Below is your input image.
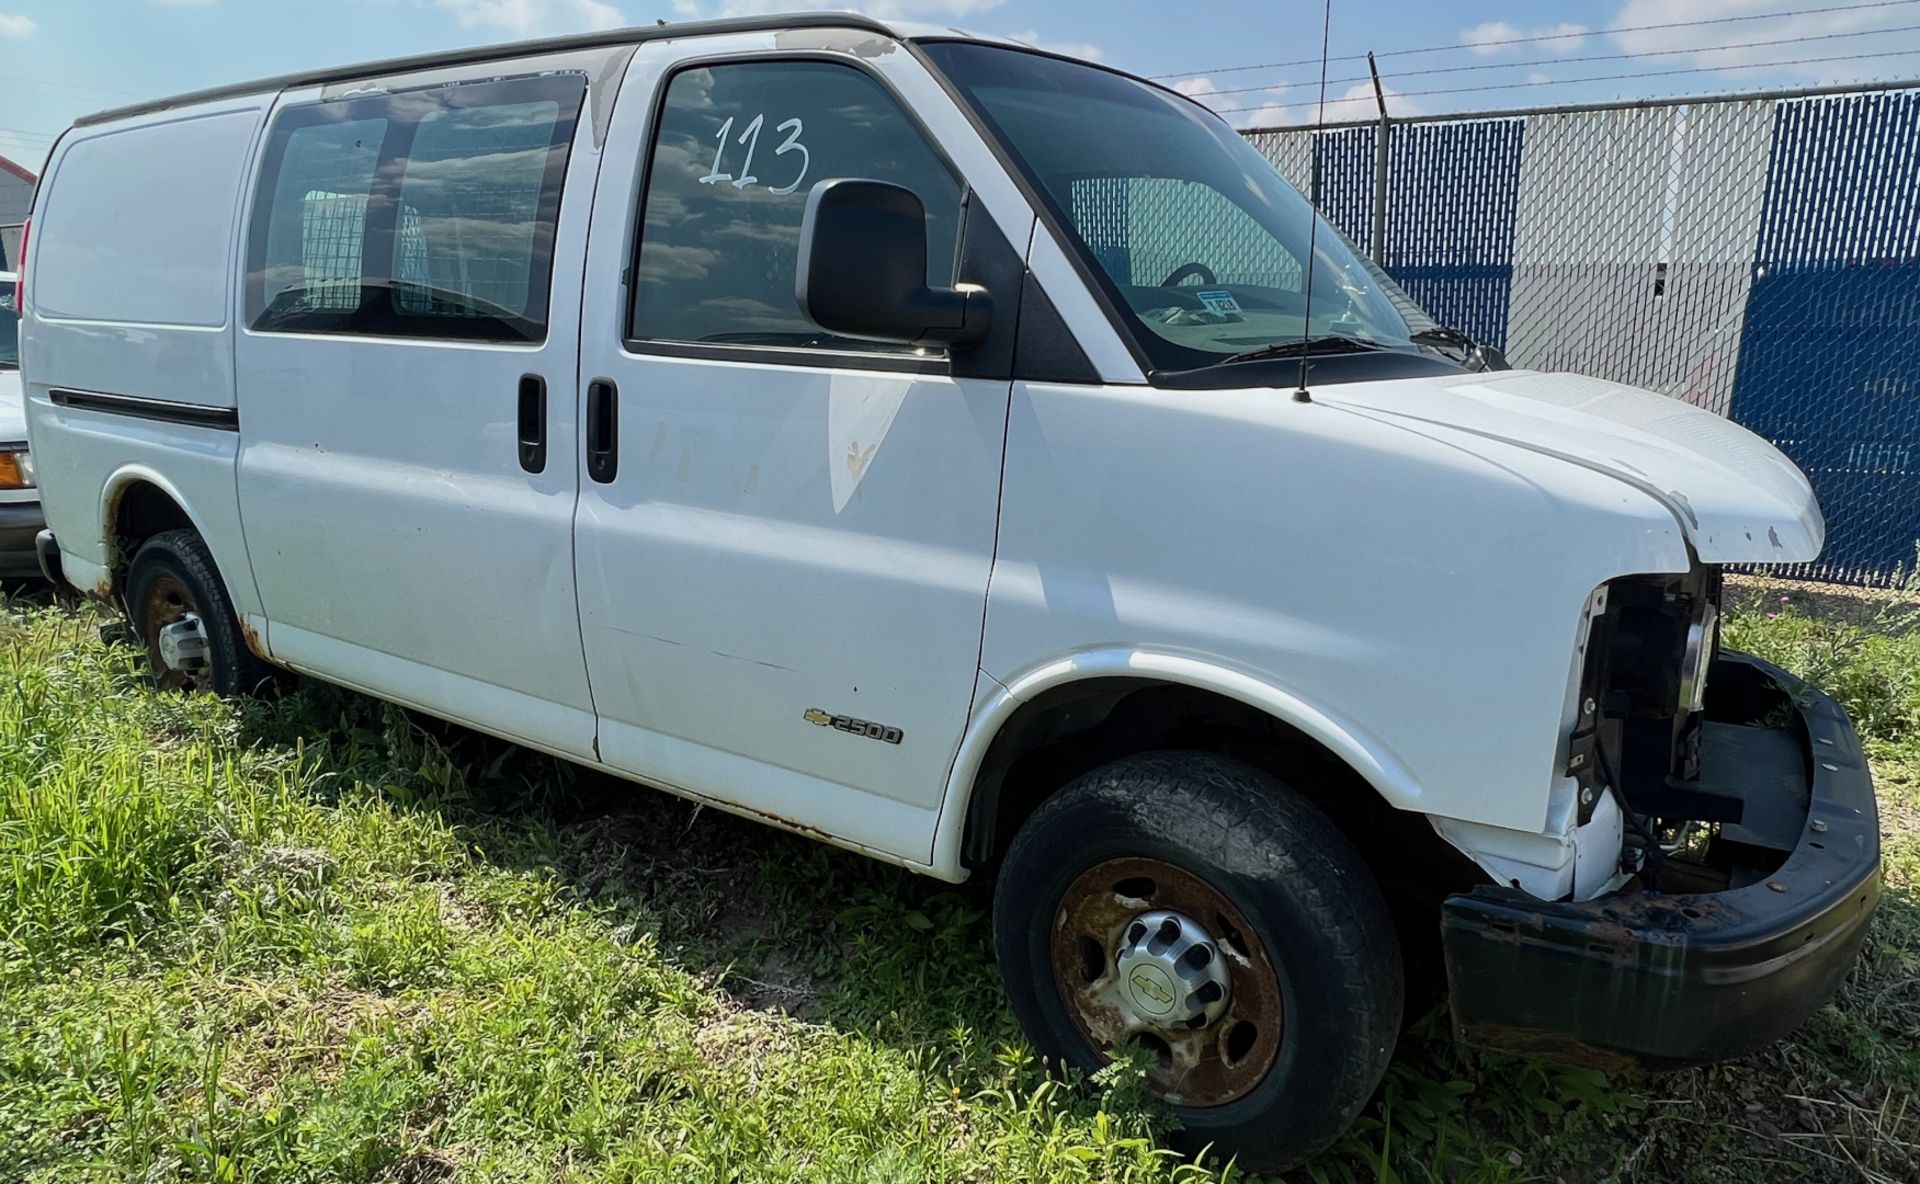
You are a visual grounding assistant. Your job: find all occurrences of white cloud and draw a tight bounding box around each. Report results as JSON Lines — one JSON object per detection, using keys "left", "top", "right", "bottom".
{"left": 1610, "top": 0, "right": 1920, "bottom": 81}
{"left": 668, "top": 0, "right": 1005, "bottom": 18}
{"left": 437, "top": 0, "right": 625, "bottom": 35}
{"left": 1005, "top": 28, "right": 1103, "bottom": 62}
{"left": 0, "top": 12, "right": 35, "bottom": 35}
{"left": 1175, "top": 73, "right": 1423, "bottom": 130}
{"left": 1460, "top": 20, "right": 1587, "bottom": 55}
{"left": 1313, "top": 81, "right": 1425, "bottom": 123}
{"left": 1171, "top": 74, "right": 1292, "bottom": 129}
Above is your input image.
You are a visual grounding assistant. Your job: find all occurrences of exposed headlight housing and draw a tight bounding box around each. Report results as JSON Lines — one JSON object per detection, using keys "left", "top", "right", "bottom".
{"left": 1677, "top": 601, "right": 1719, "bottom": 715}
{"left": 1566, "top": 567, "right": 1722, "bottom": 823}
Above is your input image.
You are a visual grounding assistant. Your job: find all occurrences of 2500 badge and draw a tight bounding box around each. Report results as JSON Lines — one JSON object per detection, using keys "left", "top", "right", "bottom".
{"left": 803, "top": 708, "right": 903, "bottom": 745}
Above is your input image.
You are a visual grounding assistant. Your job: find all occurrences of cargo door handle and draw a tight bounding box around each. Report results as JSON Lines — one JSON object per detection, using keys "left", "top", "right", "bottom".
{"left": 517, "top": 374, "right": 547, "bottom": 474}
{"left": 586, "top": 378, "right": 618, "bottom": 484}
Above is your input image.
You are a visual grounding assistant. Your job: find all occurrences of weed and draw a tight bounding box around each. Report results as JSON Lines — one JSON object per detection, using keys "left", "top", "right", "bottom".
{"left": 0, "top": 589, "right": 1914, "bottom": 1181}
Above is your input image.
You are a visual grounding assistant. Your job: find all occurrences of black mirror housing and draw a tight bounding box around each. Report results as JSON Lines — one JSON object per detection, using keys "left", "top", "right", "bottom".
{"left": 795, "top": 179, "right": 990, "bottom": 347}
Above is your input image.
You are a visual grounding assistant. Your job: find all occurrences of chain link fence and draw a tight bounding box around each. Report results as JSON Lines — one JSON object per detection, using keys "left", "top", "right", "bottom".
{"left": 1246, "top": 82, "right": 1920, "bottom": 587}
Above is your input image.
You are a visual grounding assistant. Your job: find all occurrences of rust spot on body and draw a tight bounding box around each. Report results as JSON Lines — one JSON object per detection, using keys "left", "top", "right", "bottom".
{"left": 239, "top": 617, "right": 269, "bottom": 661}
{"left": 746, "top": 806, "right": 834, "bottom": 842}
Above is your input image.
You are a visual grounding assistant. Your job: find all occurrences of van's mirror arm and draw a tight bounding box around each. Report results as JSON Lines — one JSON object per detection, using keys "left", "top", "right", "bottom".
{"left": 795, "top": 178, "right": 990, "bottom": 348}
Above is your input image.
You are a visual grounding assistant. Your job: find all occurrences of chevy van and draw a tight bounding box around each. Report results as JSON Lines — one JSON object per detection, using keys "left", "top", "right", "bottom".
{"left": 17, "top": 14, "right": 1880, "bottom": 1168}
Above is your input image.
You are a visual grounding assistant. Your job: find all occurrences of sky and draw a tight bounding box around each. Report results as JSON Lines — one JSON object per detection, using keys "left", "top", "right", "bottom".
{"left": 8, "top": 0, "right": 1920, "bottom": 176}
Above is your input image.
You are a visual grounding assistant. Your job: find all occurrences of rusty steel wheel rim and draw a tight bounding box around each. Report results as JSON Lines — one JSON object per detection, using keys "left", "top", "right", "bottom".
{"left": 1050, "top": 856, "right": 1284, "bottom": 1108}
{"left": 138, "top": 573, "right": 202, "bottom": 692}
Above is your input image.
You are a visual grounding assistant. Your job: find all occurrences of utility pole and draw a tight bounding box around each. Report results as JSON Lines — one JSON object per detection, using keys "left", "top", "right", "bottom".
{"left": 1367, "top": 51, "right": 1390, "bottom": 265}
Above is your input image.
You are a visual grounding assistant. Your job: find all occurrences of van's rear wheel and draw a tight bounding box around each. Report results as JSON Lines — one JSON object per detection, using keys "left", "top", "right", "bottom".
{"left": 993, "top": 751, "right": 1403, "bottom": 1171}
{"left": 126, "top": 529, "right": 273, "bottom": 697}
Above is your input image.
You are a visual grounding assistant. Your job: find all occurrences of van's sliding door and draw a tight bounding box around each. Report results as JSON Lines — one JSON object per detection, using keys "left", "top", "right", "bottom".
{"left": 233, "top": 61, "right": 606, "bottom": 757}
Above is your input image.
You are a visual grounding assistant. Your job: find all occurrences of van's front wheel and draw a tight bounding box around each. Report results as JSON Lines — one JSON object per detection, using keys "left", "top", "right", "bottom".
{"left": 126, "top": 529, "right": 273, "bottom": 697}
{"left": 993, "top": 751, "right": 1403, "bottom": 1172}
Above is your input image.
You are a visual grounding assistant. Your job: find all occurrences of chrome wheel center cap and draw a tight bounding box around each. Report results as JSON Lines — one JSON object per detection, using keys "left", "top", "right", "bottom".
{"left": 157, "top": 614, "right": 211, "bottom": 673}
{"left": 1114, "top": 909, "right": 1233, "bottom": 1030}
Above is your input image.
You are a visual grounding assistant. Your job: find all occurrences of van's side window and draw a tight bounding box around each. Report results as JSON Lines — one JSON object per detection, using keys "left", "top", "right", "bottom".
{"left": 629, "top": 61, "right": 963, "bottom": 356}
{"left": 260, "top": 118, "right": 386, "bottom": 314}
{"left": 245, "top": 74, "right": 586, "bottom": 343}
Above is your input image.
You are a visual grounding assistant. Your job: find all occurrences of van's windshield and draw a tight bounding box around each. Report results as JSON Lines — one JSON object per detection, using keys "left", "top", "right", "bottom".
{"left": 922, "top": 43, "right": 1418, "bottom": 375}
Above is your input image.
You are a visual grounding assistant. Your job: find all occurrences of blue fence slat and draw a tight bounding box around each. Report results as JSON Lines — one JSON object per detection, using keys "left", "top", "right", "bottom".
{"left": 1310, "top": 126, "right": 1377, "bottom": 247}
{"left": 1730, "top": 91, "right": 1920, "bottom": 585}
{"left": 1379, "top": 118, "right": 1526, "bottom": 349}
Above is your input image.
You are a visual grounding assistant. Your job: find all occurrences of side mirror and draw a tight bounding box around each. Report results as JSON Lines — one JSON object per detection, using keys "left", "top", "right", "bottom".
{"left": 796, "top": 179, "right": 990, "bottom": 347}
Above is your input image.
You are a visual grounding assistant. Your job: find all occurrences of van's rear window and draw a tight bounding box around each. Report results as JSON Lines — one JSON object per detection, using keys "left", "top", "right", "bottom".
{"left": 243, "top": 73, "right": 585, "bottom": 344}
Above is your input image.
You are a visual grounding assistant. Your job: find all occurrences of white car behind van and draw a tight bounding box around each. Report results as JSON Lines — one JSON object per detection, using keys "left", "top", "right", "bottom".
{"left": 16, "top": 14, "right": 1880, "bottom": 1169}
{"left": 0, "top": 270, "right": 43, "bottom": 576}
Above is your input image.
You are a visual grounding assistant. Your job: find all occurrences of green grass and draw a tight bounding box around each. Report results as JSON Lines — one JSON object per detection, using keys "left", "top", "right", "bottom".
{"left": 0, "top": 583, "right": 1914, "bottom": 1182}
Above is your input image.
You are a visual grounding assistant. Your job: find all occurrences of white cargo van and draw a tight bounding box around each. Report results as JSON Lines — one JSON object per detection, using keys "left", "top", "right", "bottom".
{"left": 17, "top": 14, "right": 1881, "bottom": 1168}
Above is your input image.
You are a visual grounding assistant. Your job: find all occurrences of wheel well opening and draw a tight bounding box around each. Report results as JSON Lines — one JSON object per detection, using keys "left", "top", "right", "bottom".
{"left": 963, "top": 679, "right": 1480, "bottom": 906}
{"left": 108, "top": 480, "right": 195, "bottom": 574}
{"left": 99, "top": 480, "right": 198, "bottom": 600}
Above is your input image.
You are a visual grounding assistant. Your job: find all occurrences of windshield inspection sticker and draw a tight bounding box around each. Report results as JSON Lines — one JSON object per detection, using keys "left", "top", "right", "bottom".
{"left": 1197, "top": 289, "right": 1243, "bottom": 317}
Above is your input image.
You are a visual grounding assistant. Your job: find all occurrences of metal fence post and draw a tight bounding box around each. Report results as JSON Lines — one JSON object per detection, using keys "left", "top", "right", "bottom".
{"left": 1368, "top": 51, "right": 1390, "bottom": 264}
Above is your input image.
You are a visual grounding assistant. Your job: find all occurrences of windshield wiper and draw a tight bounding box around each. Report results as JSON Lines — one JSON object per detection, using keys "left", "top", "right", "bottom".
{"left": 1221, "top": 336, "right": 1387, "bottom": 365}
{"left": 1410, "top": 325, "right": 1509, "bottom": 372}
{"left": 1410, "top": 325, "right": 1474, "bottom": 352}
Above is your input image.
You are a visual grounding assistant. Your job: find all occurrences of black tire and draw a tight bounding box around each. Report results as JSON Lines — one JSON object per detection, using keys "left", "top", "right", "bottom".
{"left": 993, "top": 751, "right": 1403, "bottom": 1171}
{"left": 125, "top": 529, "right": 277, "bottom": 697}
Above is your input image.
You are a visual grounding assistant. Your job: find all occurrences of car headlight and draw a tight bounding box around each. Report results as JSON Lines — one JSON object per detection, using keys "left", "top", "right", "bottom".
{"left": 0, "top": 447, "right": 34, "bottom": 490}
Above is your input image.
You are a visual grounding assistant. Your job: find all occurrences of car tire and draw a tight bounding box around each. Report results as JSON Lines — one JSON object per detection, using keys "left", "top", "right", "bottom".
{"left": 125, "top": 528, "right": 276, "bottom": 697}
{"left": 993, "top": 750, "right": 1403, "bottom": 1172}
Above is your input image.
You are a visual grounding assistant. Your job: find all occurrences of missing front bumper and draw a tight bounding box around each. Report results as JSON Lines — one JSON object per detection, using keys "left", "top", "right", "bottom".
{"left": 1441, "top": 652, "right": 1881, "bottom": 1071}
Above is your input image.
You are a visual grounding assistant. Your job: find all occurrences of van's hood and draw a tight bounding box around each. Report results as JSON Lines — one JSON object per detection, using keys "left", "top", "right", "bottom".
{"left": 1317, "top": 369, "right": 1823, "bottom": 564}
{"left": 0, "top": 370, "right": 23, "bottom": 444}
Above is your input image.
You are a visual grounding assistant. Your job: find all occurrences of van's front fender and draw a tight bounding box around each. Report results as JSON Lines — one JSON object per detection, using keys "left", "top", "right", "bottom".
{"left": 929, "top": 647, "right": 1424, "bottom": 880}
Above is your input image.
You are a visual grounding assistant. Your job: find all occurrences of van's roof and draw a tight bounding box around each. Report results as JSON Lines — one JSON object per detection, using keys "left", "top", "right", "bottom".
{"left": 76, "top": 11, "right": 1015, "bottom": 129}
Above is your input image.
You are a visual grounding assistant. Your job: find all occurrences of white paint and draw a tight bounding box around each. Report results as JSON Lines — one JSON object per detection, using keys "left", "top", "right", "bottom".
{"left": 30, "top": 107, "right": 265, "bottom": 328}
{"left": 16, "top": 20, "right": 1835, "bottom": 903}
{"left": 769, "top": 118, "right": 809, "bottom": 195}
{"left": 1318, "top": 368, "right": 1824, "bottom": 562}
{"left": 698, "top": 112, "right": 809, "bottom": 193}
{"left": 699, "top": 115, "right": 735, "bottom": 185}
{"left": 1430, "top": 784, "right": 1625, "bottom": 901}
{"left": 826, "top": 372, "right": 909, "bottom": 513}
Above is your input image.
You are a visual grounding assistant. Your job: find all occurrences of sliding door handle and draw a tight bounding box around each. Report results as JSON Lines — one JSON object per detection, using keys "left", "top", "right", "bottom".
{"left": 586, "top": 378, "right": 618, "bottom": 484}
{"left": 517, "top": 374, "right": 547, "bottom": 474}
